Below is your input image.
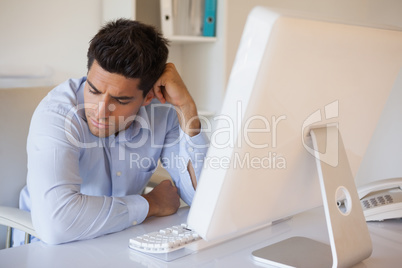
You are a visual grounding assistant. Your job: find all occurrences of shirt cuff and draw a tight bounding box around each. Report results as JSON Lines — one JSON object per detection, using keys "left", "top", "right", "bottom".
{"left": 121, "top": 195, "right": 149, "bottom": 226}
{"left": 179, "top": 128, "right": 209, "bottom": 172}
{"left": 180, "top": 127, "right": 209, "bottom": 147}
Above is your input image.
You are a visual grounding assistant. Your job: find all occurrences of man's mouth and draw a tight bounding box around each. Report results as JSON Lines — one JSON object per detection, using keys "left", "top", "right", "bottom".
{"left": 90, "top": 117, "right": 110, "bottom": 129}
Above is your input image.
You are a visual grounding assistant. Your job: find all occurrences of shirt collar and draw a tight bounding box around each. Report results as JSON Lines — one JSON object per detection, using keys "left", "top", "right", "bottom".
{"left": 119, "top": 105, "right": 152, "bottom": 142}
{"left": 76, "top": 78, "right": 86, "bottom": 121}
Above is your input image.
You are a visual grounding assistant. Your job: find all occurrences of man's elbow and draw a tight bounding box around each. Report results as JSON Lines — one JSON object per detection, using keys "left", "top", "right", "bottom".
{"left": 38, "top": 229, "right": 74, "bottom": 245}
{"left": 32, "top": 214, "right": 78, "bottom": 245}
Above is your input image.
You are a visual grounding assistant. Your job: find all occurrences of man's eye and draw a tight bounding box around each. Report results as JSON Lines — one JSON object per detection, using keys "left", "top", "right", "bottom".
{"left": 89, "top": 89, "right": 100, "bottom": 95}
{"left": 117, "top": 100, "right": 130, "bottom": 105}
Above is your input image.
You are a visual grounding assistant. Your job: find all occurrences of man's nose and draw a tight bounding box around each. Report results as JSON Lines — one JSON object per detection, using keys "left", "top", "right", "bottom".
{"left": 96, "top": 98, "right": 113, "bottom": 119}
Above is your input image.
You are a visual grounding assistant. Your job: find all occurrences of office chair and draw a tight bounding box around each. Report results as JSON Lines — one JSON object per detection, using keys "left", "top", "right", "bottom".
{"left": 0, "top": 86, "right": 52, "bottom": 248}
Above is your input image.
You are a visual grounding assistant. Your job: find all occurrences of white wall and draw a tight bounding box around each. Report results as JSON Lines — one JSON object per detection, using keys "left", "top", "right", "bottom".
{"left": 2, "top": 0, "right": 402, "bottom": 89}
{"left": 224, "top": 0, "right": 402, "bottom": 86}
{"left": 0, "top": 0, "right": 102, "bottom": 87}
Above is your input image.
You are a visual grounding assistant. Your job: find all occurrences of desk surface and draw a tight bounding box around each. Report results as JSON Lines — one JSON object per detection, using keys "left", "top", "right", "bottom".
{"left": 0, "top": 206, "right": 401, "bottom": 267}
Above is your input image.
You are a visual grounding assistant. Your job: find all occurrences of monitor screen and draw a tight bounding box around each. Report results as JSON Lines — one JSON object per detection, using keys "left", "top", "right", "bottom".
{"left": 187, "top": 6, "right": 402, "bottom": 242}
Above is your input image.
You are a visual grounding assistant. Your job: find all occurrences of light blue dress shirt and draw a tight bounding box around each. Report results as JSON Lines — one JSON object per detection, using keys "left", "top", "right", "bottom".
{"left": 17, "top": 77, "right": 209, "bottom": 245}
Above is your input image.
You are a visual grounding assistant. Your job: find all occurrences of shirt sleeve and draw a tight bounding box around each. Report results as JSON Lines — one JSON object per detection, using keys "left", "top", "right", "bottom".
{"left": 159, "top": 113, "right": 209, "bottom": 206}
{"left": 27, "top": 107, "right": 148, "bottom": 245}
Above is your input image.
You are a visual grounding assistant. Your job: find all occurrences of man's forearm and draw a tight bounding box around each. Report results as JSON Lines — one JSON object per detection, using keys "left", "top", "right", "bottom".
{"left": 187, "top": 161, "right": 197, "bottom": 189}
{"left": 176, "top": 100, "right": 201, "bottom": 137}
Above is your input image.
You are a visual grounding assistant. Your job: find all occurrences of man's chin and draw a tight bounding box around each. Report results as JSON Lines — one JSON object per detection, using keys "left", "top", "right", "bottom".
{"left": 88, "top": 125, "right": 116, "bottom": 138}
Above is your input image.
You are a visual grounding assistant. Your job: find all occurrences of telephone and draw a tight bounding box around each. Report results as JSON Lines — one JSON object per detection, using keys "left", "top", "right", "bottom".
{"left": 357, "top": 177, "right": 402, "bottom": 221}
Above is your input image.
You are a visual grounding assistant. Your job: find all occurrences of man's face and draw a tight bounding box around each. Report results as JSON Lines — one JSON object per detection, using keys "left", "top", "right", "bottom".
{"left": 84, "top": 60, "right": 153, "bottom": 138}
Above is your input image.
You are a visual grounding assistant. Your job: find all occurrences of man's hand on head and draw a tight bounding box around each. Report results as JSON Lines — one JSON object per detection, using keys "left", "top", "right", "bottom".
{"left": 142, "top": 180, "right": 180, "bottom": 218}
{"left": 152, "top": 63, "right": 201, "bottom": 137}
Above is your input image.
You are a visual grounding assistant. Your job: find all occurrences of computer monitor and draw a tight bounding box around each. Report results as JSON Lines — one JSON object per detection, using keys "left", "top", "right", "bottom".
{"left": 187, "top": 6, "right": 402, "bottom": 267}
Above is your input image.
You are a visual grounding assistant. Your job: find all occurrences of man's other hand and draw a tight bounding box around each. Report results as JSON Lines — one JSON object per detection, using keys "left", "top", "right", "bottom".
{"left": 142, "top": 180, "right": 180, "bottom": 218}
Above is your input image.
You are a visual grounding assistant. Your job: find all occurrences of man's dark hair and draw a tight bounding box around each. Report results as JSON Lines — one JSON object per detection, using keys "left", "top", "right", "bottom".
{"left": 87, "top": 19, "right": 169, "bottom": 96}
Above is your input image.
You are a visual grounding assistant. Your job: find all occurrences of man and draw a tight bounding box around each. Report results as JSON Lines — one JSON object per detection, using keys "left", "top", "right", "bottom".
{"left": 16, "top": 19, "right": 208, "bottom": 245}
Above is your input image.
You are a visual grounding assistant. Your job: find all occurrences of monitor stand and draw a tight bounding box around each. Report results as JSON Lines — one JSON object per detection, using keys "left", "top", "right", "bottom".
{"left": 252, "top": 126, "right": 372, "bottom": 268}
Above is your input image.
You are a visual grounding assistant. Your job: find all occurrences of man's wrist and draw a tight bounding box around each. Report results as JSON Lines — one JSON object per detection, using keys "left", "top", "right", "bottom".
{"left": 142, "top": 194, "right": 157, "bottom": 218}
{"left": 177, "top": 101, "right": 201, "bottom": 137}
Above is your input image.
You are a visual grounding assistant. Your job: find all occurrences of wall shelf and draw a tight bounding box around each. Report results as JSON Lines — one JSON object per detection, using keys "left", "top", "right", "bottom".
{"left": 102, "top": 0, "right": 225, "bottom": 114}
{"left": 167, "top": 35, "right": 217, "bottom": 44}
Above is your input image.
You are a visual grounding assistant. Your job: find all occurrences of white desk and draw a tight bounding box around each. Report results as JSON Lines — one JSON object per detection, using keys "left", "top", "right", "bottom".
{"left": 0, "top": 206, "right": 401, "bottom": 267}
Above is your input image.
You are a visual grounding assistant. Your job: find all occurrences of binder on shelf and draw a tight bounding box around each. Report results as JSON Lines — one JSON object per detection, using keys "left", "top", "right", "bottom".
{"left": 160, "top": 0, "right": 174, "bottom": 37}
{"left": 189, "top": 0, "right": 204, "bottom": 36}
{"left": 202, "top": 0, "right": 216, "bottom": 37}
{"left": 172, "top": 0, "right": 204, "bottom": 36}
{"left": 160, "top": 0, "right": 217, "bottom": 39}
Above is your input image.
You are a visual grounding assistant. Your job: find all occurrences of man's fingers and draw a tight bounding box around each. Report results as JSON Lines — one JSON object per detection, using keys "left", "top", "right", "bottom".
{"left": 152, "top": 86, "right": 166, "bottom": 103}
{"left": 160, "top": 179, "right": 172, "bottom": 186}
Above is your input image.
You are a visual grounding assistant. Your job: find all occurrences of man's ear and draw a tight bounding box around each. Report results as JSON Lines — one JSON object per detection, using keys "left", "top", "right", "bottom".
{"left": 142, "top": 90, "right": 154, "bottom": 106}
